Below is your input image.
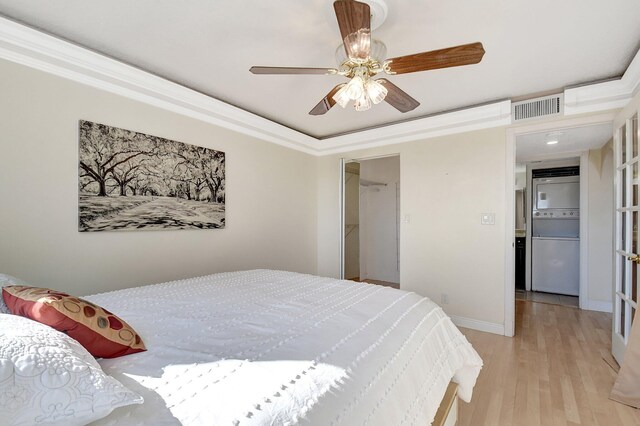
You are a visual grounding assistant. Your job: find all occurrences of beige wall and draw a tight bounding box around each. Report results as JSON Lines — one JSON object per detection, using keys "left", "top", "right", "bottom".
{"left": 0, "top": 59, "right": 318, "bottom": 296}
{"left": 0, "top": 51, "right": 625, "bottom": 328}
{"left": 587, "top": 140, "right": 615, "bottom": 305}
{"left": 318, "top": 128, "right": 507, "bottom": 326}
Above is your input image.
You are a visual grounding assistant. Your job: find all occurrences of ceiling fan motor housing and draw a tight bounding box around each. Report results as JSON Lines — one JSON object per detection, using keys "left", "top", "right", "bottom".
{"left": 362, "top": 0, "right": 389, "bottom": 30}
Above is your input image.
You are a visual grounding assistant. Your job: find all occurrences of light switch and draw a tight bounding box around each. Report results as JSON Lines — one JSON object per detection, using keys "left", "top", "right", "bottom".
{"left": 402, "top": 214, "right": 411, "bottom": 224}
{"left": 481, "top": 213, "right": 495, "bottom": 225}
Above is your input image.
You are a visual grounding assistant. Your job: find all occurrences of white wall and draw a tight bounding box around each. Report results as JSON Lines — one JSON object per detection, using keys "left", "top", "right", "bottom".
{"left": 0, "top": 59, "right": 318, "bottom": 296}
{"left": 587, "top": 140, "right": 614, "bottom": 310}
{"left": 359, "top": 156, "right": 400, "bottom": 283}
{"left": 318, "top": 128, "right": 507, "bottom": 330}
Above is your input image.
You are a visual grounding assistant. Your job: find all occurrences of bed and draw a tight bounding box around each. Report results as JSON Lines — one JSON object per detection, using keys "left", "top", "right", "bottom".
{"left": 84, "top": 270, "right": 482, "bottom": 425}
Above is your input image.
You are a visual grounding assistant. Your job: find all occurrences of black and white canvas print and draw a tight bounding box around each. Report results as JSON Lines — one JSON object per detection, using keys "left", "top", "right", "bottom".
{"left": 78, "top": 120, "right": 225, "bottom": 232}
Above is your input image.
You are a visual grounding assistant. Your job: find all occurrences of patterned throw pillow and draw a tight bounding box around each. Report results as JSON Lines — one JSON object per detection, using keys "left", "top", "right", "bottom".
{"left": 2, "top": 286, "right": 146, "bottom": 358}
{"left": 0, "top": 313, "right": 143, "bottom": 425}
{"left": 0, "top": 274, "right": 28, "bottom": 314}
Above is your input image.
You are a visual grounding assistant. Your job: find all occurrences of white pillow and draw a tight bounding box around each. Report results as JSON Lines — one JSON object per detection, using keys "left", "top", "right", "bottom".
{"left": 0, "top": 274, "right": 28, "bottom": 314}
{"left": 0, "top": 314, "right": 143, "bottom": 425}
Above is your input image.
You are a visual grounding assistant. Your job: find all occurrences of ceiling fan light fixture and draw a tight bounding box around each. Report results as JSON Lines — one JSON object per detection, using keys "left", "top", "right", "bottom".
{"left": 333, "top": 75, "right": 387, "bottom": 110}
{"left": 344, "top": 29, "right": 371, "bottom": 60}
{"left": 335, "top": 39, "right": 387, "bottom": 66}
{"left": 354, "top": 92, "right": 372, "bottom": 111}
{"left": 332, "top": 84, "right": 351, "bottom": 108}
{"left": 366, "top": 79, "right": 388, "bottom": 104}
{"left": 345, "top": 75, "right": 366, "bottom": 100}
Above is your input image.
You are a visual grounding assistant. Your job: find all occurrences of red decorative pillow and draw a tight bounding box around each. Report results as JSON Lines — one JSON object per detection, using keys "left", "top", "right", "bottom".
{"left": 2, "top": 286, "right": 146, "bottom": 358}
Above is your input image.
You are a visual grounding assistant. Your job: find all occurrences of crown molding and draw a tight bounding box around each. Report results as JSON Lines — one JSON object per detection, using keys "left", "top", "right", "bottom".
{"left": 316, "top": 100, "right": 512, "bottom": 155}
{"left": 0, "top": 16, "right": 515, "bottom": 156}
{"left": 1, "top": 16, "right": 637, "bottom": 156}
{"left": 0, "top": 16, "right": 319, "bottom": 154}
{"left": 564, "top": 49, "right": 640, "bottom": 116}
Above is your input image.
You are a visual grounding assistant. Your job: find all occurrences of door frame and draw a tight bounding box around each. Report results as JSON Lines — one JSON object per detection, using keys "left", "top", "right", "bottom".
{"left": 339, "top": 153, "right": 400, "bottom": 280}
{"left": 504, "top": 113, "right": 616, "bottom": 337}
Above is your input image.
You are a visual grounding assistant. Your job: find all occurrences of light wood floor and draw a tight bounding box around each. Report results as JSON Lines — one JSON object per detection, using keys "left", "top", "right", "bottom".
{"left": 348, "top": 277, "right": 400, "bottom": 289}
{"left": 516, "top": 290, "right": 579, "bottom": 308}
{"left": 458, "top": 300, "right": 640, "bottom": 425}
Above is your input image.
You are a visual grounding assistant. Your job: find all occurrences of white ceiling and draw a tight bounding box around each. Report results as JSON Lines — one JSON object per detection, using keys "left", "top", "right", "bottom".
{"left": 516, "top": 123, "right": 612, "bottom": 161}
{"left": 0, "top": 1, "right": 639, "bottom": 138}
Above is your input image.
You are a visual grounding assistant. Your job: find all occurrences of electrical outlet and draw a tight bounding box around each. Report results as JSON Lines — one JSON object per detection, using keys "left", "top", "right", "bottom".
{"left": 441, "top": 293, "right": 449, "bottom": 305}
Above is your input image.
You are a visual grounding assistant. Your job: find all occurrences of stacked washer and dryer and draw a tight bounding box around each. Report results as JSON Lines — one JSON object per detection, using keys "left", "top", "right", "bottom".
{"left": 531, "top": 167, "right": 580, "bottom": 296}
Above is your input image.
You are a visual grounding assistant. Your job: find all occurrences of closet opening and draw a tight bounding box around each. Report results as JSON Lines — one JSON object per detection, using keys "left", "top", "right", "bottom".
{"left": 342, "top": 155, "right": 400, "bottom": 289}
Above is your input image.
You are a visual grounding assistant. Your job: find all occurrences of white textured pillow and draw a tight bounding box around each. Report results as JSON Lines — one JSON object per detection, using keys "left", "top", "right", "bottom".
{"left": 0, "top": 314, "right": 143, "bottom": 425}
{"left": 0, "top": 274, "right": 28, "bottom": 314}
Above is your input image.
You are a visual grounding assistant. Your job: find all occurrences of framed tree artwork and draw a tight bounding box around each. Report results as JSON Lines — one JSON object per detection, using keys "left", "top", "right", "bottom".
{"left": 78, "top": 120, "right": 225, "bottom": 232}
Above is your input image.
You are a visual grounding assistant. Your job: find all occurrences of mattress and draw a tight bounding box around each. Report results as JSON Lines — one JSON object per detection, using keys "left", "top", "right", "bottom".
{"left": 87, "top": 270, "right": 482, "bottom": 425}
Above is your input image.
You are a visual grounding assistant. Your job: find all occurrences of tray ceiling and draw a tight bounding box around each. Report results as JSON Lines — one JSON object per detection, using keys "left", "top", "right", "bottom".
{"left": 0, "top": 0, "right": 639, "bottom": 138}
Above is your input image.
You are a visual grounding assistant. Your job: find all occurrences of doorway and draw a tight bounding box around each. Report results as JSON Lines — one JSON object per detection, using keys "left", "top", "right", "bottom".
{"left": 518, "top": 159, "right": 582, "bottom": 309}
{"left": 505, "top": 116, "right": 615, "bottom": 337}
{"left": 342, "top": 155, "right": 400, "bottom": 289}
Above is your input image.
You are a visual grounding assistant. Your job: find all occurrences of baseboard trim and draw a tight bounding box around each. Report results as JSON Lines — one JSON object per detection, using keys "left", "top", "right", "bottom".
{"left": 584, "top": 300, "right": 613, "bottom": 313}
{"left": 449, "top": 315, "right": 505, "bottom": 336}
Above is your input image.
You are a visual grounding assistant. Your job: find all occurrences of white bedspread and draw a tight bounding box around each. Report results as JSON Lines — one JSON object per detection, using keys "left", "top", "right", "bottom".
{"left": 88, "top": 270, "right": 482, "bottom": 425}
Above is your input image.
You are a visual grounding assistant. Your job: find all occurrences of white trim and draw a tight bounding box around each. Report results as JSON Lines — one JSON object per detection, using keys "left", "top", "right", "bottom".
{"left": 504, "top": 129, "right": 515, "bottom": 337}
{"left": 449, "top": 315, "right": 505, "bottom": 335}
{"left": 585, "top": 300, "right": 613, "bottom": 313}
{"left": 1, "top": 16, "right": 638, "bottom": 155}
{"left": 579, "top": 152, "right": 589, "bottom": 309}
{"left": 317, "top": 101, "right": 513, "bottom": 155}
{"left": 525, "top": 164, "right": 533, "bottom": 292}
{"left": 0, "top": 17, "right": 320, "bottom": 154}
{"left": 0, "top": 16, "right": 508, "bottom": 156}
{"left": 518, "top": 149, "right": 594, "bottom": 163}
{"left": 339, "top": 153, "right": 400, "bottom": 281}
{"left": 511, "top": 113, "right": 618, "bottom": 139}
{"left": 564, "top": 51, "right": 640, "bottom": 116}
{"left": 339, "top": 158, "right": 347, "bottom": 279}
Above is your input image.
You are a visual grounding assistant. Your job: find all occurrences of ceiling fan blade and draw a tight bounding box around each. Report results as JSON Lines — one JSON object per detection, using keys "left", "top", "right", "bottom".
{"left": 334, "top": 0, "right": 371, "bottom": 60}
{"left": 309, "top": 84, "right": 346, "bottom": 115}
{"left": 249, "top": 66, "right": 337, "bottom": 75}
{"left": 377, "top": 79, "right": 420, "bottom": 113}
{"left": 385, "top": 42, "right": 485, "bottom": 75}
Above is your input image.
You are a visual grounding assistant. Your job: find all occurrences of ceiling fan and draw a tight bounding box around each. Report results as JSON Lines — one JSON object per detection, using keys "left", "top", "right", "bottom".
{"left": 249, "top": 0, "right": 485, "bottom": 116}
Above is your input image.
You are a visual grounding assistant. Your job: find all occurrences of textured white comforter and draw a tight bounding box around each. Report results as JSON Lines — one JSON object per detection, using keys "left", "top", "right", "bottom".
{"left": 88, "top": 270, "right": 482, "bottom": 425}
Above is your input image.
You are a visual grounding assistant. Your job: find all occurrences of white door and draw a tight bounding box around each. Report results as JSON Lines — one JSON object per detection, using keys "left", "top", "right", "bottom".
{"left": 613, "top": 113, "right": 639, "bottom": 364}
